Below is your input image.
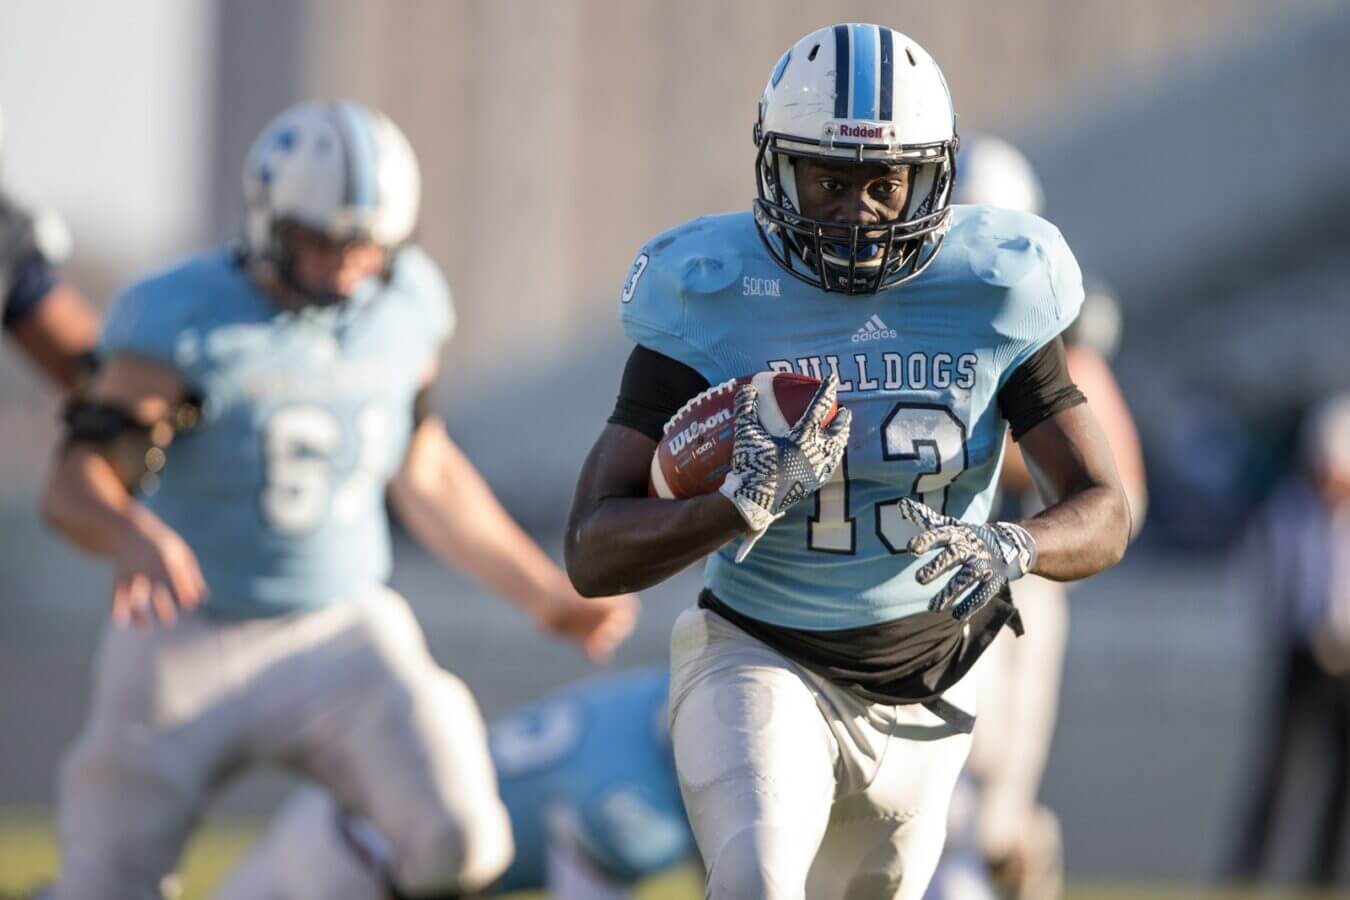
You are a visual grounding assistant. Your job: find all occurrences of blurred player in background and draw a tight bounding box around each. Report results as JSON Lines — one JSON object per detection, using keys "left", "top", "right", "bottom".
{"left": 38, "top": 100, "right": 635, "bottom": 900}
{"left": 567, "top": 25, "right": 1131, "bottom": 899}
{"left": 0, "top": 107, "right": 99, "bottom": 389}
{"left": 1226, "top": 392, "right": 1350, "bottom": 887}
{"left": 927, "top": 135, "right": 1147, "bottom": 900}
{"left": 220, "top": 666, "right": 696, "bottom": 899}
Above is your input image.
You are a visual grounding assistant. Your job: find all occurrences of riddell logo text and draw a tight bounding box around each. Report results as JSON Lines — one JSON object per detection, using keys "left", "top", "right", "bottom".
{"left": 837, "top": 123, "right": 885, "bottom": 140}
{"left": 667, "top": 409, "right": 733, "bottom": 455}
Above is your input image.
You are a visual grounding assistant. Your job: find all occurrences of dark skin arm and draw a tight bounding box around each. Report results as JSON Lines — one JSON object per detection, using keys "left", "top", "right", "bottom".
{"left": 1001, "top": 345, "right": 1147, "bottom": 538}
{"left": 1014, "top": 402, "right": 1131, "bottom": 580}
{"left": 567, "top": 402, "right": 1130, "bottom": 595}
{"left": 565, "top": 424, "right": 748, "bottom": 597}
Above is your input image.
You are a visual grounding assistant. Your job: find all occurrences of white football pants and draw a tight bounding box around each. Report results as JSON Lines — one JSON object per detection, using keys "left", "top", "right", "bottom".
{"left": 669, "top": 607, "right": 975, "bottom": 900}
{"left": 50, "top": 587, "right": 513, "bottom": 900}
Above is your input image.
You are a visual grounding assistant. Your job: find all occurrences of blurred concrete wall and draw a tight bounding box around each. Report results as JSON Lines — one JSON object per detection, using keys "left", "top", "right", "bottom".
{"left": 0, "top": 0, "right": 216, "bottom": 274}
{"left": 211, "top": 0, "right": 1294, "bottom": 388}
{"left": 0, "top": 0, "right": 217, "bottom": 483}
{"left": 207, "top": 0, "right": 1335, "bottom": 523}
{"left": 1026, "top": 0, "right": 1350, "bottom": 314}
{"left": 1021, "top": 2, "right": 1350, "bottom": 417}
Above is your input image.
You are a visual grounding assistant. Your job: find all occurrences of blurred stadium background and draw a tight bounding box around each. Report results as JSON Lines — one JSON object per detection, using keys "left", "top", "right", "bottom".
{"left": 3, "top": 0, "right": 1349, "bottom": 895}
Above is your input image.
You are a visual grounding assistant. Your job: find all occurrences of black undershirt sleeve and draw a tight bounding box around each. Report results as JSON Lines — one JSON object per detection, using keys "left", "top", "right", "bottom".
{"left": 998, "top": 336, "right": 1086, "bottom": 441}
{"left": 607, "top": 345, "right": 712, "bottom": 441}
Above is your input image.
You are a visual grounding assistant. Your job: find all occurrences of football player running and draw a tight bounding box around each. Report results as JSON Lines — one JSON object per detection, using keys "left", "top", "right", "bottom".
{"left": 39, "top": 101, "right": 636, "bottom": 900}
{"left": 0, "top": 107, "right": 99, "bottom": 388}
{"left": 218, "top": 667, "right": 696, "bottom": 900}
{"left": 927, "top": 136, "right": 1148, "bottom": 900}
{"left": 566, "top": 24, "right": 1130, "bottom": 900}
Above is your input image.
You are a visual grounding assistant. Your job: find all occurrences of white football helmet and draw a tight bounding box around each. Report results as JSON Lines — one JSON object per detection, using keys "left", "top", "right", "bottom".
{"left": 1303, "top": 391, "right": 1350, "bottom": 479}
{"left": 754, "top": 24, "right": 958, "bottom": 294}
{"left": 951, "top": 134, "right": 1044, "bottom": 215}
{"left": 242, "top": 100, "right": 420, "bottom": 285}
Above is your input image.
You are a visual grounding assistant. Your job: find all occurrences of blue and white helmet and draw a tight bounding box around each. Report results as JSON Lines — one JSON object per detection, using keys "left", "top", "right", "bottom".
{"left": 242, "top": 101, "right": 420, "bottom": 263}
{"left": 754, "top": 24, "right": 958, "bottom": 294}
{"left": 952, "top": 133, "right": 1044, "bottom": 215}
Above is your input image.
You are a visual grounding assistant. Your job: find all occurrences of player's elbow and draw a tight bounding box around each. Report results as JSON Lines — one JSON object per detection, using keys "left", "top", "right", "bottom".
{"left": 563, "top": 544, "right": 605, "bottom": 598}
{"left": 1100, "top": 483, "right": 1132, "bottom": 569}
{"left": 563, "top": 517, "right": 615, "bottom": 598}
{"left": 569, "top": 575, "right": 612, "bottom": 599}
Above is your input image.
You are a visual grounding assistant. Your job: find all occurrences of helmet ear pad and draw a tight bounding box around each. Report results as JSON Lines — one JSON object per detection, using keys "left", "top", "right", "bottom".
{"left": 761, "top": 150, "right": 814, "bottom": 266}
{"left": 774, "top": 151, "right": 802, "bottom": 214}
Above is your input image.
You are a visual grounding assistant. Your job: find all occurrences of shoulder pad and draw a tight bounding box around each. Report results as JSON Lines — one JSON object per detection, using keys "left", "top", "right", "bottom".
{"left": 619, "top": 215, "right": 751, "bottom": 379}
{"left": 385, "top": 245, "right": 455, "bottom": 345}
{"left": 100, "top": 256, "right": 225, "bottom": 371}
{"left": 952, "top": 207, "right": 1084, "bottom": 342}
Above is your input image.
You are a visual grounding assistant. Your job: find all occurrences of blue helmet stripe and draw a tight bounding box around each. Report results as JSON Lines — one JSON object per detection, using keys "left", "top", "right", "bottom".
{"left": 770, "top": 49, "right": 791, "bottom": 88}
{"left": 333, "top": 102, "right": 379, "bottom": 209}
{"left": 833, "top": 24, "right": 850, "bottom": 119}
{"left": 878, "top": 27, "right": 894, "bottom": 120}
{"left": 850, "top": 24, "right": 877, "bottom": 119}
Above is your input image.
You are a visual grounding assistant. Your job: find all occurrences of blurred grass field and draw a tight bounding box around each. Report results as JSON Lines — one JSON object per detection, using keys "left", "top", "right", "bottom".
{"left": 0, "top": 812, "right": 1340, "bottom": 900}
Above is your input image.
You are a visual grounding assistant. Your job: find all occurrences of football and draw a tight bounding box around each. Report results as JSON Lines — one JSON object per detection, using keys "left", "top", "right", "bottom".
{"left": 648, "top": 372, "right": 838, "bottom": 499}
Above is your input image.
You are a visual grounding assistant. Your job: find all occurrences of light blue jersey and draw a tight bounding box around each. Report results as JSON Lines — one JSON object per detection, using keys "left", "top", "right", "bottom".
{"left": 100, "top": 247, "right": 453, "bottom": 619}
{"left": 621, "top": 207, "right": 1082, "bottom": 629}
{"left": 489, "top": 667, "right": 691, "bottom": 891}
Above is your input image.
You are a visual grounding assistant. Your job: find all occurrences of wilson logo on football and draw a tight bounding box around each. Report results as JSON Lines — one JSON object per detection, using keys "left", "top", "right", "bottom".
{"left": 666, "top": 409, "right": 733, "bottom": 456}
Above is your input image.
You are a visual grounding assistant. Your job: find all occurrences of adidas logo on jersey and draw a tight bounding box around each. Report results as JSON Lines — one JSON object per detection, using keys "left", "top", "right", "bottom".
{"left": 851, "top": 315, "right": 896, "bottom": 343}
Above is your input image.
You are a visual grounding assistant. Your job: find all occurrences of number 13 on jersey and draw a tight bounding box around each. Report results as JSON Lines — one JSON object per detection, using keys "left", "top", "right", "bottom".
{"left": 808, "top": 403, "right": 968, "bottom": 554}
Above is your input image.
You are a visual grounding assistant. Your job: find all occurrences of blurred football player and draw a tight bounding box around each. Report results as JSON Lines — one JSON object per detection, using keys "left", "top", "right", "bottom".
{"left": 39, "top": 101, "right": 636, "bottom": 900}
{"left": 0, "top": 106, "right": 99, "bottom": 388}
{"left": 1225, "top": 393, "right": 1350, "bottom": 886}
{"left": 565, "top": 24, "right": 1131, "bottom": 900}
{"left": 218, "top": 666, "right": 696, "bottom": 900}
{"left": 927, "top": 137, "right": 1147, "bottom": 900}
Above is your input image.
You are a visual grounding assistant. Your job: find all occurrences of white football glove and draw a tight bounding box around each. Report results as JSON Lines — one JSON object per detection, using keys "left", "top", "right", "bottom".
{"left": 720, "top": 374, "right": 851, "bottom": 562}
{"left": 897, "top": 497, "right": 1038, "bottom": 621}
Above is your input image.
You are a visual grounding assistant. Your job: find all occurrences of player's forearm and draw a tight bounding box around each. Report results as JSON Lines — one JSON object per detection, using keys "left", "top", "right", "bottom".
{"left": 394, "top": 479, "right": 571, "bottom": 616}
{"left": 1012, "top": 404, "right": 1131, "bottom": 581}
{"left": 41, "top": 447, "right": 158, "bottom": 556}
{"left": 565, "top": 492, "right": 745, "bottom": 597}
{"left": 1019, "top": 482, "right": 1129, "bottom": 581}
